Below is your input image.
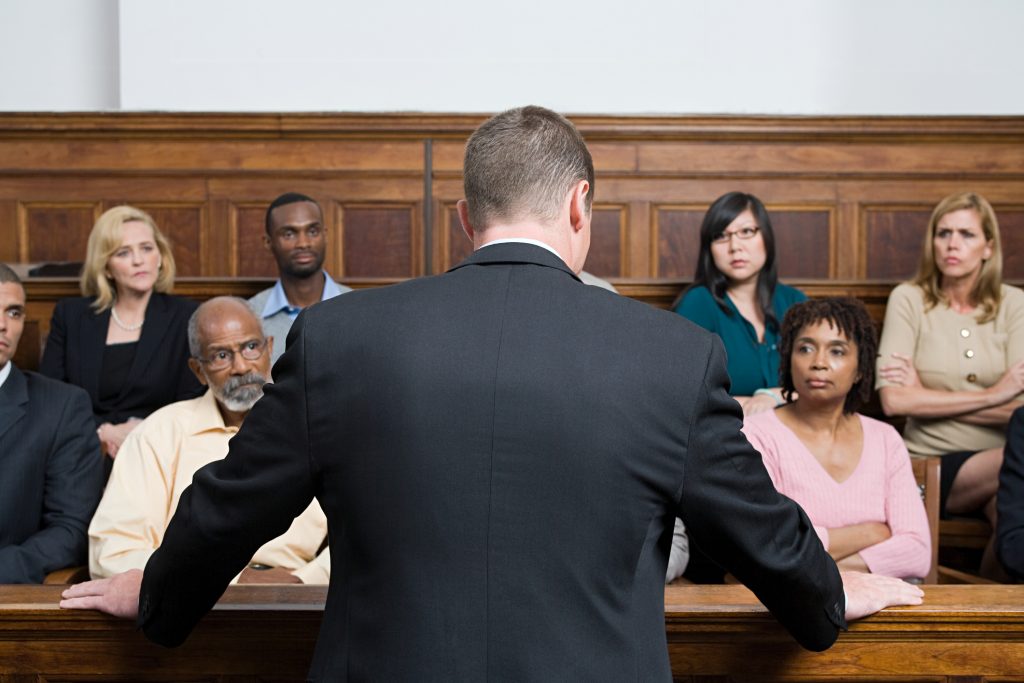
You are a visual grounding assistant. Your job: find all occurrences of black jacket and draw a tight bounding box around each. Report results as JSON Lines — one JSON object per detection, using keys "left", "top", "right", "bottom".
{"left": 139, "top": 244, "right": 845, "bottom": 681}
{"left": 39, "top": 293, "right": 203, "bottom": 425}
{"left": 0, "top": 365, "right": 103, "bottom": 582}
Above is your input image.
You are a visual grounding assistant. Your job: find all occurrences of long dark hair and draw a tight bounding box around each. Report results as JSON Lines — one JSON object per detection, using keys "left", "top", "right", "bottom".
{"left": 677, "top": 192, "right": 780, "bottom": 332}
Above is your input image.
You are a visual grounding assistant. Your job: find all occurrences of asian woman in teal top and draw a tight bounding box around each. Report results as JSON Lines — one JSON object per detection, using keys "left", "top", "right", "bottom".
{"left": 673, "top": 192, "right": 807, "bottom": 416}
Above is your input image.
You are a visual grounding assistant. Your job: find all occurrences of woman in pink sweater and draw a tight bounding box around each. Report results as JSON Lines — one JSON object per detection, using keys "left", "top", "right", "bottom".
{"left": 743, "top": 298, "right": 931, "bottom": 579}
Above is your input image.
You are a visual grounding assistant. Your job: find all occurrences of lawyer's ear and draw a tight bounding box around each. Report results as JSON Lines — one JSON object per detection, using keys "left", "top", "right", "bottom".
{"left": 568, "top": 179, "right": 591, "bottom": 233}
{"left": 456, "top": 199, "right": 476, "bottom": 243}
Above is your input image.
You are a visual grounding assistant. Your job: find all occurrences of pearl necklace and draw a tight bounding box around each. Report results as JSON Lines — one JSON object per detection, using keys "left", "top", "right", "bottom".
{"left": 110, "top": 306, "right": 144, "bottom": 332}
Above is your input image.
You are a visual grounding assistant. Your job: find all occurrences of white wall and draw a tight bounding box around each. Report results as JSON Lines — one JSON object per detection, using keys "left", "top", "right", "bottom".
{"left": 2, "top": 0, "right": 1022, "bottom": 114}
{"left": 0, "top": 0, "right": 120, "bottom": 110}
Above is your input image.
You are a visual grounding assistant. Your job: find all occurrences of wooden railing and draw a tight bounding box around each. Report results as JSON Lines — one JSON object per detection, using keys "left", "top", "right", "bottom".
{"left": 1, "top": 584, "right": 1022, "bottom": 681}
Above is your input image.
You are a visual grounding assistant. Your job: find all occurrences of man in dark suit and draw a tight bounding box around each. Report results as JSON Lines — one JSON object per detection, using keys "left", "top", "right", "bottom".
{"left": 62, "top": 106, "right": 921, "bottom": 680}
{"left": 996, "top": 406, "right": 1024, "bottom": 577}
{"left": 0, "top": 263, "right": 103, "bottom": 583}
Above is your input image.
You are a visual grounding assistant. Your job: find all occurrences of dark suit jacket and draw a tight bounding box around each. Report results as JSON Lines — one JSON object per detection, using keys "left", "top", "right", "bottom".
{"left": 139, "top": 244, "right": 845, "bottom": 681}
{"left": 39, "top": 293, "right": 203, "bottom": 426}
{"left": 997, "top": 406, "right": 1024, "bottom": 577}
{"left": 0, "top": 365, "right": 103, "bottom": 583}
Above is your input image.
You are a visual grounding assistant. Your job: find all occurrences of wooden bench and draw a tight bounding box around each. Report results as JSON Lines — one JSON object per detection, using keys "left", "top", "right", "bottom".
{"left": 3, "top": 584, "right": 1023, "bottom": 681}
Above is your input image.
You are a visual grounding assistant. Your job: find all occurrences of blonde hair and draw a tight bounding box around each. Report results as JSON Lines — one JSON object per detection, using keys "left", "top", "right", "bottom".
{"left": 80, "top": 206, "right": 176, "bottom": 311}
{"left": 912, "top": 191, "right": 1003, "bottom": 324}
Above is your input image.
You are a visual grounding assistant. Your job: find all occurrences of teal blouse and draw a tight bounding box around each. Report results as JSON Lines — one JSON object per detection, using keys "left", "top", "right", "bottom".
{"left": 674, "top": 284, "right": 807, "bottom": 396}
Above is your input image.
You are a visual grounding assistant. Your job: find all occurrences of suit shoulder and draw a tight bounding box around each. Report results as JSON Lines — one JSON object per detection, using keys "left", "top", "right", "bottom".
{"left": 1001, "top": 283, "right": 1024, "bottom": 307}
{"left": 775, "top": 283, "right": 807, "bottom": 303}
{"left": 52, "top": 296, "right": 96, "bottom": 315}
{"left": 156, "top": 293, "right": 198, "bottom": 314}
{"left": 21, "top": 369, "right": 92, "bottom": 405}
{"left": 888, "top": 282, "right": 923, "bottom": 305}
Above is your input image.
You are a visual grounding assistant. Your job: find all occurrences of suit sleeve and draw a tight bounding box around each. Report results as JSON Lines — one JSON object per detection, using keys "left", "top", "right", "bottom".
{"left": 0, "top": 387, "right": 102, "bottom": 583}
{"left": 137, "top": 312, "right": 319, "bottom": 647}
{"left": 39, "top": 299, "right": 69, "bottom": 381}
{"left": 997, "top": 406, "right": 1024, "bottom": 578}
{"left": 676, "top": 338, "right": 846, "bottom": 652}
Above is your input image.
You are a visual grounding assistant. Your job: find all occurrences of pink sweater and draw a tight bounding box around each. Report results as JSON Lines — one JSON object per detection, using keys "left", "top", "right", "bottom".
{"left": 743, "top": 410, "right": 931, "bottom": 579}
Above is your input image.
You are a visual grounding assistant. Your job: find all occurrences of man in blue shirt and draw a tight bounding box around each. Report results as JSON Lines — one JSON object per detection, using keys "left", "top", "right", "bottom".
{"left": 248, "top": 193, "right": 351, "bottom": 365}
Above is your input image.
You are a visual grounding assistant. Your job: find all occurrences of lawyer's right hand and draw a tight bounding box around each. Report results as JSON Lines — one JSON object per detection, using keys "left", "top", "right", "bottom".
{"left": 841, "top": 570, "right": 923, "bottom": 622}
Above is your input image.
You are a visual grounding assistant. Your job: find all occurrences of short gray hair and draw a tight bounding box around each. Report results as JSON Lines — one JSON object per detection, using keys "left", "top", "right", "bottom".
{"left": 463, "top": 105, "right": 594, "bottom": 229}
{"left": 0, "top": 263, "right": 22, "bottom": 286}
{"left": 187, "top": 296, "right": 259, "bottom": 357}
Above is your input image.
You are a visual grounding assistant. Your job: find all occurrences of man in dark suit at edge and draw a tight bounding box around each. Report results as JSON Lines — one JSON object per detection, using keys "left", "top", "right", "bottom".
{"left": 0, "top": 263, "right": 103, "bottom": 583}
{"left": 62, "top": 106, "right": 922, "bottom": 681}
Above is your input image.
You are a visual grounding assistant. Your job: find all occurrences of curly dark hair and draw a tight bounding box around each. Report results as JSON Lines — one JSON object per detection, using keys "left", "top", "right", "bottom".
{"left": 778, "top": 297, "right": 878, "bottom": 414}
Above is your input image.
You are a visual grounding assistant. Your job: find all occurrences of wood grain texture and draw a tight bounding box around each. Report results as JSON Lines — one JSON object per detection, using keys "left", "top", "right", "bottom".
{"left": 587, "top": 206, "right": 625, "bottom": 277}
{"left": 2, "top": 584, "right": 1023, "bottom": 681}
{"left": 340, "top": 205, "right": 419, "bottom": 278}
{"left": 3, "top": 113, "right": 1024, "bottom": 284}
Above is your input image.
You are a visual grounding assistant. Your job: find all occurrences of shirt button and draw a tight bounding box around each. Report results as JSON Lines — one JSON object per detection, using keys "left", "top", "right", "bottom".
{"left": 960, "top": 328, "right": 971, "bottom": 338}
{"left": 967, "top": 373, "right": 978, "bottom": 383}
{"left": 965, "top": 349, "right": 975, "bottom": 359}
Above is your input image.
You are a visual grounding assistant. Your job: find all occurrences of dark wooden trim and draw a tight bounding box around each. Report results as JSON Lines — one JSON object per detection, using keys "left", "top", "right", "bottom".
{"left": 2, "top": 585, "right": 1023, "bottom": 681}
{"left": 2, "top": 113, "right": 1024, "bottom": 142}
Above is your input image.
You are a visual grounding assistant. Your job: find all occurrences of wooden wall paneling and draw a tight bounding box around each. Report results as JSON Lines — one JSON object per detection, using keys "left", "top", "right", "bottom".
{"left": 20, "top": 202, "right": 99, "bottom": 264}
{"left": 0, "top": 139, "right": 426, "bottom": 173}
{"left": 994, "top": 207, "right": 1024, "bottom": 280}
{"left": 587, "top": 205, "right": 626, "bottom": 277}
{"left": 770, "top": 206, "right": 833, "bottom": 279}
{"left": 100, "top": 201, "right": 205, "bottom": 277}
{"left": 206, "top": 197, "right": 233, "bottom": 276}
{"left": 635, "top": 141, "right": 1024, "bottom": 177}
{"left": 653, "top": 206, "right": 705, "bottom": 279}
{"left": 588, "top": 141, "right": 639, "bottom": 175}
{"left": 836, "top": 199, "right": 862, "bottom": 278}
{"left": 862, "top": 206, "right": 931, "bottom": 281}
{"left": 430, "top": 140, "right": 465, "bottom": 174}
{"left": 626, "top": 201, "right": 651, "bottom": 278}
{"left": 339, "top": 203, "right": 421, "bottom": 278}
{"left": 442, "top": 203, "right": 473, "bottom": 271}
{"left": 430, "top": 176, "right": 467, "bottom": 274}
{"left": 0, "top": 200, "right": 17, "bottom": 263}
{"left": 11, "top": 319, "right": 40, "bottom": 371}
{"left": 232, "top": 202, "right": 277, "bottom": 277}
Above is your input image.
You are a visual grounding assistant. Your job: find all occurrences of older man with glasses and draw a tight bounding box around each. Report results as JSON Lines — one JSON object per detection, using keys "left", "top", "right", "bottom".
{"left": 87, "top": 296, "right": 329, "bottom": 584}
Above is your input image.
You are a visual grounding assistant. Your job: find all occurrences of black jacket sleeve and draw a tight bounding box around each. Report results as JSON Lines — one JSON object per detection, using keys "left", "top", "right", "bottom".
{"left": 137, "top": 311, "right": 318, "bottom": 646}
{"left": 0, "top": 384, "right": 102, "bottom": 583}
{"left": 677, "top": 337, "right": 846, "bottom": 652}
{"left": 997, "top": 406, "right": 1024, "bottom": 578}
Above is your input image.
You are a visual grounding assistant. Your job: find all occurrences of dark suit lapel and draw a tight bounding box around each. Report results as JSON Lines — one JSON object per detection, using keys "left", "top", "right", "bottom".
{"left": 80, "top": 306, "right": 109, "bottom": 402}
{"left": 118, "top": 293, "right": 169, "bottom": 403}
{"left": 448, "top": 242, "right": 582, "bottom": 282}
{"left": 0, "top": 365, "right": 29, "bottom": 442}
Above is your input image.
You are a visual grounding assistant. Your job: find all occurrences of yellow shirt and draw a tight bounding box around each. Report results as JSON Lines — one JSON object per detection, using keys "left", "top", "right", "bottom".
{"left": 876, "top": 282, "right": 1024, "bottom": 456}
{"left": 88, "top": 390, "right": 329, "bottom": 583}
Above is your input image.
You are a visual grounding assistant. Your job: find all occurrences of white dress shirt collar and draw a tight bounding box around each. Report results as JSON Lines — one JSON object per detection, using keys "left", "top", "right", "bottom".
{"left": 478, "top": 237, "right": 562, "bottom": 260}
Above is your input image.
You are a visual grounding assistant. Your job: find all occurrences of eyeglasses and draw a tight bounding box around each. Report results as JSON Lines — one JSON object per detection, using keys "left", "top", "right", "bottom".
{"left": 195, "top": 339, "right": 267, "bottom": 371}
{"left": 711, "top": 226, "right": 760, "bottom": 244}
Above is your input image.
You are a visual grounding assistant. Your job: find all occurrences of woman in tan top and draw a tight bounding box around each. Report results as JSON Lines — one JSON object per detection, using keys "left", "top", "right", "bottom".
{"left": 877, "top": 191, "right": 1024, "bottom": 579}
